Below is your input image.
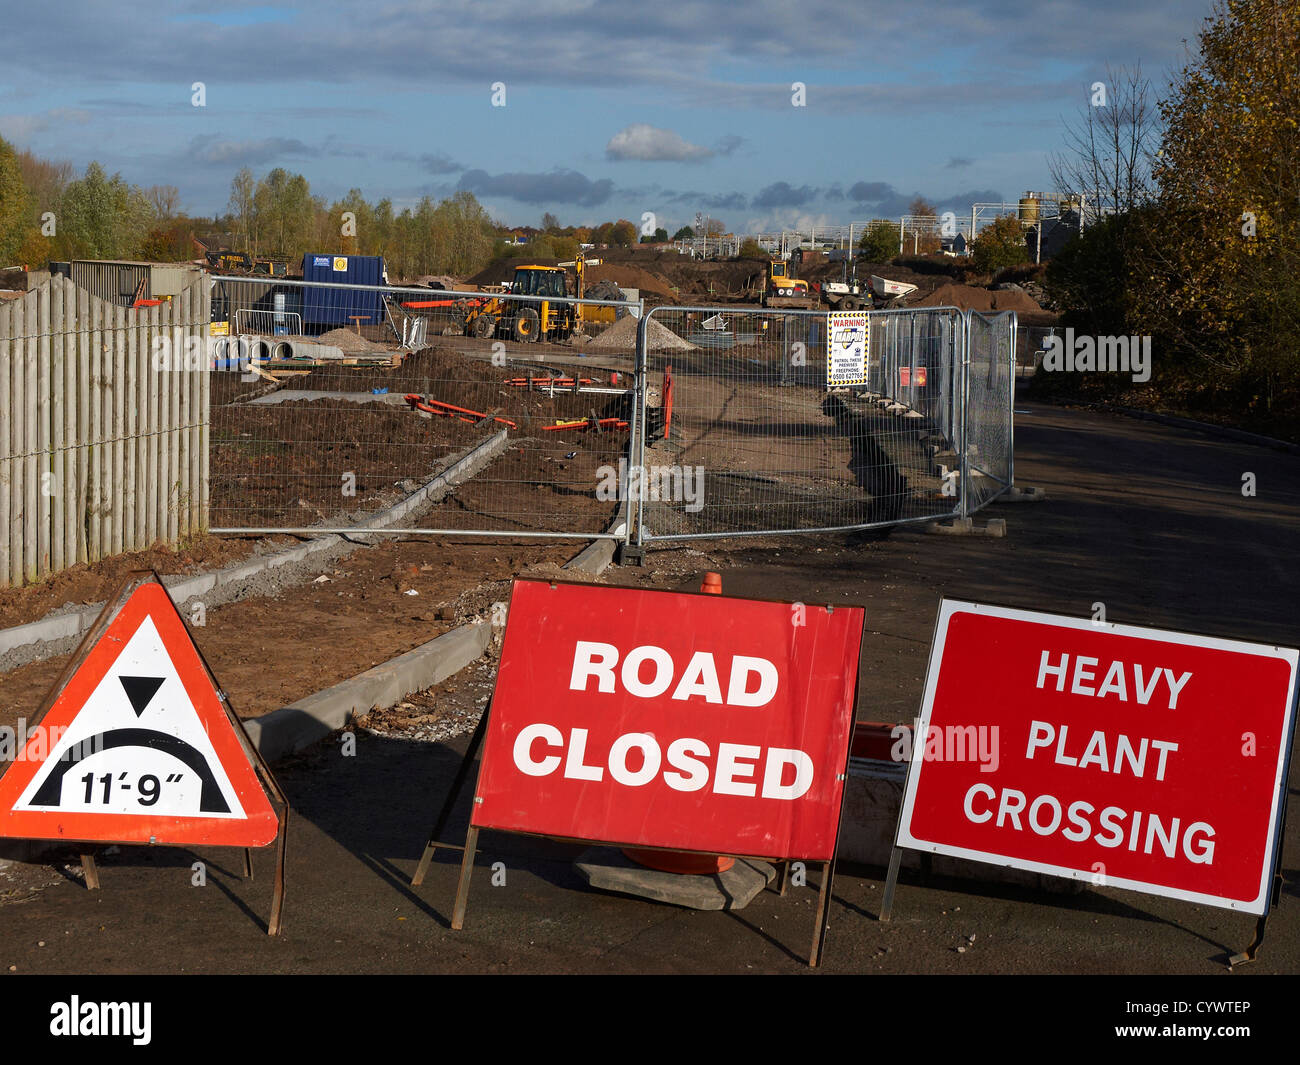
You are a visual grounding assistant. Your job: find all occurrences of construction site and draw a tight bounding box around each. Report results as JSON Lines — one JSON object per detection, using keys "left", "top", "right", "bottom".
{"left": 1, "top": 0, "right": 1298, "bottom": 1046}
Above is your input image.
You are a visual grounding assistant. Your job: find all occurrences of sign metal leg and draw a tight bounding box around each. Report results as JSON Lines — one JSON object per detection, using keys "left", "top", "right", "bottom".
{"left": 266, "top": 805, "right": 288, "bottom": 937}
{"left": 451, "top": 826, "right": 479, "bottom": 931}
{"left": 879, "top": 846, "right": 902, "bottom": 922}
{"left": 809, "top": 859, "right": 836, "bottom": 967}
{"left": 412, "top": 709, "right": 489, "bottom": 887}
{"left": 1228, "top": 913, "right": 1268, "bottom": 968}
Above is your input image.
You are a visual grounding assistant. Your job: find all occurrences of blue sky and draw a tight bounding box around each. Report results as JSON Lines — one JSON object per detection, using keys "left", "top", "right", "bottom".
{"left": 0, "top": 0, "right": 1215, "bottom": 234}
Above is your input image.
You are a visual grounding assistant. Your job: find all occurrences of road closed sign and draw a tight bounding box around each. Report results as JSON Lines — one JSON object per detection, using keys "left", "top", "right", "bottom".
{"left": 897, "top": 600, "right": 1299, "bottom": 914}
{"left": 0, "top": 577, "right": 279, "bottom": 848}
{"left": 472, "top": 580, "right": 865, "bottom": 860}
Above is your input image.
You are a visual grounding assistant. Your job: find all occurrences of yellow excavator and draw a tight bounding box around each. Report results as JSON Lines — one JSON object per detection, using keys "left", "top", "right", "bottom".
{"left": 761, "top": 259, "right": 817, "bottom": 309}
{"left": 461, "top": 252, "right": 602, "bottom": 343}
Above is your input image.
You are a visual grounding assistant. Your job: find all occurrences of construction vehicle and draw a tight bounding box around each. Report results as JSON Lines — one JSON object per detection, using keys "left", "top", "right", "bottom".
{"left": 761, "top": 255, "right": 890, "bottom": 311}
{"left": 761, "top": 259, "right": 817, "bottom": 308}
{"left": 191, "top": 234, "right": 289, "bottom": 276}
{"left": 460, "top": 252, "right": 602, "bottom": 343}
{"left": 820, "top": 258, "right": 869, "bottom": 311}
{"left": 869, "top": 274, "right": 919, "bottom": 307}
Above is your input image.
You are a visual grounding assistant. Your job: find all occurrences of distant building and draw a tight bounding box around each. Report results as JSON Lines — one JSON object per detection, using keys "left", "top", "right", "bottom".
{"left": 1031, "top": 209, "right": 1082, "bottom": 260}
{"left": 940, "top": 233, "right": 968, "bottom": 256}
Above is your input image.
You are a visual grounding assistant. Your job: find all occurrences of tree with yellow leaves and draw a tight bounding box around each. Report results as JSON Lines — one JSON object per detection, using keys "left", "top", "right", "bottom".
{"left": 1135, "top": 0, "right": 1300, "bottom": 420}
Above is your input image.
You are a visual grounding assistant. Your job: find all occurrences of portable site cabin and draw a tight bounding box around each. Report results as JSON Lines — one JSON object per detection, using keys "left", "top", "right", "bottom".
{"left": 300, "top": 254, "right": 389, "bottom": 332}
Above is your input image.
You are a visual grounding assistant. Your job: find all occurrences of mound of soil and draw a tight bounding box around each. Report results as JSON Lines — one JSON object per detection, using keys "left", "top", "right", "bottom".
{"left": 916, "top": 282, "right": 1042, "bottom": 313}
{"left": 586, "top": 263, "right": 675, "bottom": 300}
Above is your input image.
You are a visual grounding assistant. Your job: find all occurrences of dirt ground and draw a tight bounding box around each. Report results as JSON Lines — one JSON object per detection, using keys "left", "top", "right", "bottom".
{"left": 0, "top": 535, "right": 270, "bottom": 630}
{"left": 209, "top": 344, "right": 634, "bottom": 532}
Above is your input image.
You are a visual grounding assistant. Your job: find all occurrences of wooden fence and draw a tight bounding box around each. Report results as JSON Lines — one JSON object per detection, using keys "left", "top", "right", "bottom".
{"left": 0, "top": 275, "right": 210, "bottom": 588}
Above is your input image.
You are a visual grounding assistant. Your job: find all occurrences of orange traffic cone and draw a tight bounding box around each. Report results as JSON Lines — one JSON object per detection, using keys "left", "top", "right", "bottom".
{"left": 621, "top": 573, "right": 735, "bottom": 875}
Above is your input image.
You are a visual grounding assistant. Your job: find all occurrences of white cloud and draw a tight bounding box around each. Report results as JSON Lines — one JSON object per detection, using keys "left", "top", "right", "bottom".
{"left": 606, "top": 124, "right": 711, "bottom": 162}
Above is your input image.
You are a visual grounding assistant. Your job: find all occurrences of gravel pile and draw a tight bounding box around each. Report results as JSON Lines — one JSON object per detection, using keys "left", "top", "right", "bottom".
{"left": 587, "top": 313, "right": 699, "bottom": 352}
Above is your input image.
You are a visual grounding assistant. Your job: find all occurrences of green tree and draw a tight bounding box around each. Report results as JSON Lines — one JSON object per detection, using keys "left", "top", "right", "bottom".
{"left": 609, "top": 219, "right": 638, "bottom": 247}
{"left": 858, "top": 221, "right": 900, "bottom": 262}
{"left": 0, "top": 136, "right": 30, "bottom": 266}
{"left": 1134, "top": 0, "right": 1300, "bottom": 408}
{"left": 58, "top": 162, "right": 153, "bottom": 260}
{"left": 970, "top": 214, "right": 1028, "bottom": 274}
{"left": 1044, "top": 212, "right": 1147, "bottom": 337}
{"left": 252, "top": 168, "right": 317, "bottom": 258}
{"left": 550, "top": 234, "right": 579, "bottom": 260}
{"left": 737, "top": 238, "right": 765, "bottom": 259}
{"left": 671, "top": 225, "right": 694, "bottom": 240}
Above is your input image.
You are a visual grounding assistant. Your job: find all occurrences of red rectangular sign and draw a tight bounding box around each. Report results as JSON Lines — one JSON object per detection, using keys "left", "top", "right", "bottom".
{"left": 897, "top": 600, "right": 1299, "bottom": 914}
{"left": 472, "top": 580, "right": 865, "bottom": 860}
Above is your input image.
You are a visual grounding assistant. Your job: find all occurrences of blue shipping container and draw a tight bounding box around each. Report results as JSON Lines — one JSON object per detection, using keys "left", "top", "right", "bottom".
{"left": 300, "top": 254, "right": 388, "bottom": 330}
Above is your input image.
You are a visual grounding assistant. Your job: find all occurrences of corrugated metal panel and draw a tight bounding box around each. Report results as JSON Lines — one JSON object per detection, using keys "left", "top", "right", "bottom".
{"left": 300, "top": 254, "right": 387, "bottom": 329}
{"left": 148, "top": 263, "right": 200, "bottom": 297}
{"left": 70, "top": 261, "right": 150, "bottom": 307}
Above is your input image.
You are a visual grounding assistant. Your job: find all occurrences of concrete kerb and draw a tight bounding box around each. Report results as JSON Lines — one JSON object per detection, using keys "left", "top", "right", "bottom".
{"left": 0, "top": 430, "right": 510, "bottom": 670}
{"left": 244, "top": 620, "right": 495, "bottom": 764}
{"left": 564, "top": 521, "right": 626, "bottom": 576}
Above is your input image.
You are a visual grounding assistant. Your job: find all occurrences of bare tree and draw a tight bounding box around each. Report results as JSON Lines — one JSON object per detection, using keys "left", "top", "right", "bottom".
{"left": 227, "top": 168, "right": 256, "bottom": 256}
{"left": 146, "top": 184, "right": 179, "bottom": 220}
{"left": 1049, "top": 63, "right": 1161, "bottom": 216}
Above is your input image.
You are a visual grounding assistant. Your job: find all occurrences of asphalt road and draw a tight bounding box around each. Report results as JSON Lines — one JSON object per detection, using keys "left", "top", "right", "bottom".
{"left": 1, "top": 400, "right": 1298, "bottom": 980}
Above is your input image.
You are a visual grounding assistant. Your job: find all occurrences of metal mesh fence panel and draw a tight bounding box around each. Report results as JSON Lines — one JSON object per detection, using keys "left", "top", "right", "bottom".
{"left": 1017, "top": 323, "right": 1057, "bottom": 382}
{"left": 962, "top": 310, "right": 1015, "bottom": 512}
{"left": 867, "top": 307, "right": 962, "bottom": 449}
{"left": 207, "top": 277, "right": 636, "bottom": 538}
{"left": 631, "top": 305, "right": 964, "bottom": 542}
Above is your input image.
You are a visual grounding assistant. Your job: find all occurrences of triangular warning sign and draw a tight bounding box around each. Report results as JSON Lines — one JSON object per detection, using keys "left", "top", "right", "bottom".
{"left": 0, "top": 576, "right": 279, "bottom": 847}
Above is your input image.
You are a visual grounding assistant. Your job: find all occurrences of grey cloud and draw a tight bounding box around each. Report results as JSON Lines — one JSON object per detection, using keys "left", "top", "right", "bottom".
{"left": 664, "top": 189, "right": 748, "bottom": 211}
{"left": 753, "top": 182, "right": 817, "bottom": 208}
{"left": 419, "top": 152, "right": 464, "bottom": 174}
{"left": 848, "top": 181, "right": 896, "bottom": 203}
{"left": 714, "top": 134, "right": 745, "bottom": 156}
{"left": 0, "top": 2, "right": 1209, "bottom": 108}
{"left": 187, "top": 135, "right": 316, "bottom": 166}
{"left": 457, "top": 168, "right": 614, "bottom": 206}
